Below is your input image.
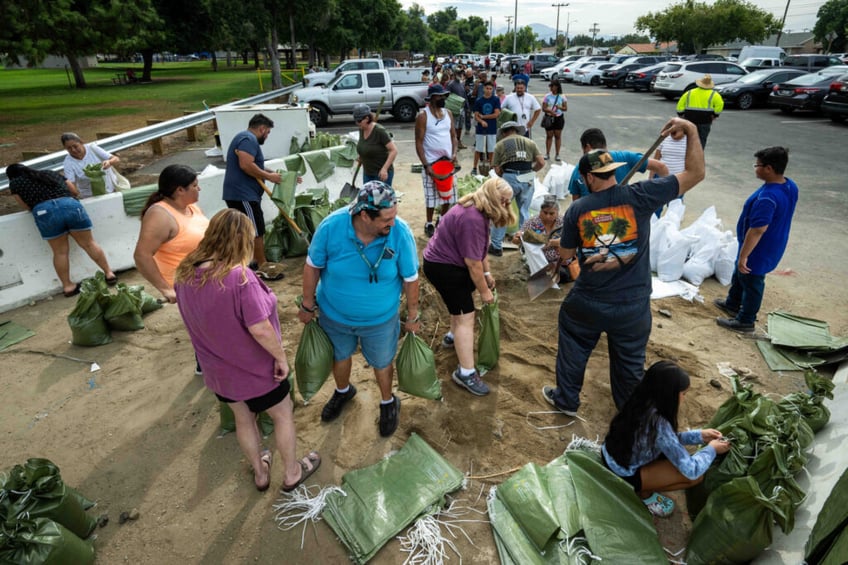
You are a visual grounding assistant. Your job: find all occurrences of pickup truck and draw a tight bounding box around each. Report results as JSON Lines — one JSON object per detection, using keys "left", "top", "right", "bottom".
{"left": 293, "top": 68, "right": 428, "bottom": 127}
{"left": 303, "top": 58, "right": 385, "bottom": 87}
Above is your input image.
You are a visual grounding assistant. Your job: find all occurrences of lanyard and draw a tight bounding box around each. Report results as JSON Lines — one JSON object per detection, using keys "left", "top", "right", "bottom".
{"left": 355, "top": 238, "right": 389, "bottom": 283}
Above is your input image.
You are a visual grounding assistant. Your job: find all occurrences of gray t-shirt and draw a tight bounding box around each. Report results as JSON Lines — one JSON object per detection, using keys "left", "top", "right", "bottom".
{"left": 561, "top": 175, "right": 680, "bottom": 302}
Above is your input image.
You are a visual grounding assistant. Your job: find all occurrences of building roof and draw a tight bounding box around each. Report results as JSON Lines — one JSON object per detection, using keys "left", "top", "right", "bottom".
{"left": 715, "top": 32, "right": 818, "bottom": 51}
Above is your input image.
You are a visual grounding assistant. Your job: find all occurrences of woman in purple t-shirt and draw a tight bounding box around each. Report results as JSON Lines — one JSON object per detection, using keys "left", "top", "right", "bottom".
{"left": 174, "top": 209, "right": 319, "bottom": 493}
{"left": 422, "top": 178, "right": 515, "bottom": 396}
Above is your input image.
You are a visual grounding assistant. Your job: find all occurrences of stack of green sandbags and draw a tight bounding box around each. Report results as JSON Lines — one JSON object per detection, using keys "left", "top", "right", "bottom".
{"left": 0, "top": 458, "right": 96, "bottom": 564}
{"left": 684, "top": 371, "right": 834, "bottom": 564}
{"left": 265, "top": 184, "right": 334, "bottom": 261}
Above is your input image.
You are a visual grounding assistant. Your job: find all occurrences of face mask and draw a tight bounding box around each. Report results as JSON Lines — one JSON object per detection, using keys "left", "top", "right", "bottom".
{"left": 434, "top": 98, "right": 446, "bottom": 108}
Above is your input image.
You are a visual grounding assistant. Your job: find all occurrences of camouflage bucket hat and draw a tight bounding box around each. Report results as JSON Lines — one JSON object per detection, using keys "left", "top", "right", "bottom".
{"left": 350, "top": 180, "right": 397, "bottom": 215}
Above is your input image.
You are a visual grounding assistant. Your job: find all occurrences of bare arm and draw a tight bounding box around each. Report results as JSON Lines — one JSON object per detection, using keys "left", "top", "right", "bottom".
{"left": 12, "top": 194, "right": 30, "bottom": 211}
{"left": 737, "top": 226, "right": 768, "bottom": 274}
{"left": 464, "top": 258, "right": 494, "bottom": 303}
{"left": 65, "top": 179, "right": 80, "bottom": 198}
{"left": 414, "top": 112, "right": 430, "bottom": 174}
{"left": 247, "top": 319, "right": 289, "bottom": 381}
{"left": 133, "top": 206, "right": 178, "bottom": 302}
{"left": 532, "top": 153, "right": 545, "bottom": 172}
{"left": 297, "top": 263, "right": 322, "bottom": 323}
{"left": 527, "top": 107, "right": 542, "bottom": 130}
{"left": 237, "top": 149, "right": 282, "bottom": 184}
{"left": 646, "top": 158, "right": 669, "bottom": 178}
{"left": 402, "top": 279, "right": 421, "bottom": 333}
{"left": 380, "top": 140, "right": 398, "bottom": 181}
{"left": 661, "top": 117, "right": 704, "bottom": 195}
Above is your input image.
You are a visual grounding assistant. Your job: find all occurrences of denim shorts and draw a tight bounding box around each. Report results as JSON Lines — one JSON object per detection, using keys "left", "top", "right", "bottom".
{"left": 32, "top": 197, "right": 93, "bottom": 240}
{"left": 318, "top": 312, "right": 400, "bottom": 369}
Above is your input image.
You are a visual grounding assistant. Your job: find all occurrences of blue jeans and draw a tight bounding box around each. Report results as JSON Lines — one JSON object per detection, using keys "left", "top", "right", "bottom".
{"left": 318, "top": 312, "right": 400, "bottom": 369}
{"left": 552, "top": 292, "right": 651, "bottom": 411}
{"left": 490, "top": 172, "right": 533, "bottom": 249}
{"left": 363, "top": 169, "right": 394, "bottom": 187}
{"left": 32, "top": 197, "right": 93, "bottom": 240}
{"left": 724, "top": 268, "right": 765, "bottom": 324}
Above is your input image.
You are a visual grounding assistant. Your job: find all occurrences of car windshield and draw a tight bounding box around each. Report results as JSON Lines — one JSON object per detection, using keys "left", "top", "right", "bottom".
{"left": 786, "top": 72, "right": 834, "bottom": 86}
{"left": 741, "top": 58, "right": 764, "bottom": 66}
{"left": 737, "top": 70, "right": 777, "bottom": 84}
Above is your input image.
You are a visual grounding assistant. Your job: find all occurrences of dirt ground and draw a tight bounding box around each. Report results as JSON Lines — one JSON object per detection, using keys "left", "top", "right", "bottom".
{"left": 2, "top": 118, "right": 844, "bottom": 564}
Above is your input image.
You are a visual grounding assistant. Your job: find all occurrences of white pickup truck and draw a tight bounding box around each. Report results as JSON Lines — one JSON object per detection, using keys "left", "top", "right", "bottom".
{"left": 303, "top": 58, "right": 386, "bottom": 87}
{"left": 293, "top": 68, "right": 428, "bottom": 127}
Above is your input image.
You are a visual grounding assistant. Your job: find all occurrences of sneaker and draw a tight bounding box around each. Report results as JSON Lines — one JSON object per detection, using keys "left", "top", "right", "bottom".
{"left": 713, "top": 298, "right": 739, "bottom": 317}
{"left": 716, "top": 317, "right": 755, "bottom": 333}
{"left": 555, "top": 155, "right": 562, "bottom": 162}
{"left": 470, "top": 168, "right": 478, "bottom": 175}
{"left": 194, "top": 361, "right": 203, "bottom": 376}
{"left": 458, "top": 142, "right": 468, "bottom": 150}
{"left": 642, "top": 492, "right": 675, "bottom": 517}
{"left": 488, "top": 244, "right": 503, "bottom": 257}
{"left": 321, "top": 385, "right": 357, "bottom": 422}
{"left": 541, "top": 385, "right": 578, "bottom": 417}
{"left": 452, "top": 367, "right": 489, "bottom": 396}
{"left": 424, "top": 222, "right": 435, "bottom": 238}
{"left": 378, "top": 395, "right": 401, "bottom": 437}
{"left": 544, "top": 155, "right": 550, "bottom": 161}
{"left": 441, "top": 334, "right": 455, "bottom": 348}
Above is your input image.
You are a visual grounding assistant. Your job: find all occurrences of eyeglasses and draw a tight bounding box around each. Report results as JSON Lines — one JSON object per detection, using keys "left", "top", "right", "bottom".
{"left": 753, "top": 163, "right": 765, "bottom": 168}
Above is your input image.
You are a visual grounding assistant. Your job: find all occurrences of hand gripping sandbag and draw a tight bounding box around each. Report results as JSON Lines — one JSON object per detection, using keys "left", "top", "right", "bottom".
{"left": 396, "top": 333, "right": 441, "bottom": 400}
{"left": 0, "top": 518, "right": 95, "bottom": 565}
{"left": 67, "top": 279, "right": 111, "bottom": 347}
{"left": 476, "top": 291, "right": 500, "bottom": 375}
{"left": 295, "top": 319, "right": 334, "bottom": 402}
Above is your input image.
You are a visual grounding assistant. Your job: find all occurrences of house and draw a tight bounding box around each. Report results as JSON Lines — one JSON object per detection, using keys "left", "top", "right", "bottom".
{"left": 616, "top": 42, "right": 678, "bottom": 56}
{"left": 706, "top": 32, "right": 822, "bottom": 59}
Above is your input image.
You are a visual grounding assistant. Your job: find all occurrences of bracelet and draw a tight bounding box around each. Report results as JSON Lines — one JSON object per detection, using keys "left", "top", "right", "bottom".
{"left": 405, "top": 314, "right": 421, "bottom": 323}
{"left": 483, "top": 271, "right": 491, "bottom": 277}
{"left": 300, "top": 303, "right": 317, "bottom": 313}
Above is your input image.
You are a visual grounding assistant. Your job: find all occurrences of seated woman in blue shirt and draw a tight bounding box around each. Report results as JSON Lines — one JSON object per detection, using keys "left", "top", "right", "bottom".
{"left": 602, "top": 360, "right": 730, "bottom": 517}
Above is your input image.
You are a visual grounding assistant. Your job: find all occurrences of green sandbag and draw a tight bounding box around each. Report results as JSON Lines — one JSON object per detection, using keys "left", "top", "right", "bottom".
{"left": 396, "top": 333, "right": 441, "bottom": 400}
{"left": 120, "top": 183, "right": 158, "bottom": 216}
{"left": 488, "top": 492, "right": 570, "bottom": 565}
{"left": 126, "top": 285, "right": 163, "bottom": 315}
{"left": 83, "top": 164, "right": 106, "bottom": 196}
{"left": 295, "top": 320, "right": 334, "bottom": 402}
{"left": 820, "top": 526, "right": 848, "bottom": 565}
{"left": 476, "top": 291, "right": 500, "bottom": 375}
{"left": 283, "top": 154, "right": 306, "bottom": 176}
{"left": 290, "top": 136, "right": 301, "bottom": 156}
{"left": 445, "top": 93, "right": 465, "bottom": 116}
{"left": 302, "top": 151, "right": 335, "bottom": 183}
{"left": 0, "top": 518, "right": 94, "bottom": 565}
{"left": 67, "top": 282, "right": 111, "bottom": 347}
{"left": 686, "top": 476, "right": 788, "bottom": 565}
{"left": 805, "top": 467, "right": 848, "bottom": 564}
{"left": 218, "top": 401, "right": 274, "bottom": 437}
{"left": 497, "top": 108, "right": 516, "bottom": 129}
{"left": 496, "top": 462, "right": 561, "bottom": 552}
{"left": 270, "top": 170, "right": 299, "bottom": 216}
{"left": 104, "top": 283, "right": 144, "bottom": 331}
{"left": 322, "top": 433, "right": 464, "bottom": 565}
{"left": 544, "top": 455, "right": 581, "bottom": 538}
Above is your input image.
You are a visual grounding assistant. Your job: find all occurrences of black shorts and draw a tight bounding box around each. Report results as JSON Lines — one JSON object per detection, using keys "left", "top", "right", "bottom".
{"left": 215, "top": 379, "right": 290, "bottom": 413}
{"left": 548, "top": 115, "right": 565, "bottom": 131}
{"left": 423, "top": 259, "right": 476, "bottom": 315}
{"left": 225, "top": 199, "right": 265, "bottom": 237}
{"left": 603, "top": 453, "right": 642, "bottom": 492}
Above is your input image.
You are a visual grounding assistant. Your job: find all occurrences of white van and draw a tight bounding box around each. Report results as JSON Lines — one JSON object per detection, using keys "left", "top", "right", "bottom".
{"left": 738, "top": 46, "right": 785, "bottom": 63}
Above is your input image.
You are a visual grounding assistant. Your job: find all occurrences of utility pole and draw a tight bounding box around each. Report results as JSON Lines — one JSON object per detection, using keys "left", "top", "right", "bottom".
{"left": 552, "top": 3, "right": 570, "bottom": 56}
{"left": 489, "top": 17, "right": 493, "bottom": 54}
{"left": 505, "top": 15, "right": 513, "bottom": 46}
{"left": 589, "top": 23, "right": 600, "bottom": 53}
{"left": 565, "top": 13, "right": 575, "bottom": 51}
{"left": 775, "top": 0, "right": 791, "bottom": 47}
{"left": 513, "top": 0, "right": 519, "bottom": 54}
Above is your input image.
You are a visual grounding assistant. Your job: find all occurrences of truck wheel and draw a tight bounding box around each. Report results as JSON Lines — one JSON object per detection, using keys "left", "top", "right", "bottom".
{"left": 737, "top": 93, "right": 754, "bottom": 110}
{"left": 393, "top": 99, "right": 418, "bottom": 122}
{"left": 309, "top": 104, "right": 329, "bottom": 127}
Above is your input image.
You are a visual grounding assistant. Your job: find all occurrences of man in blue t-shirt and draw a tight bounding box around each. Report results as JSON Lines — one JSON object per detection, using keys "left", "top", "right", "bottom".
{"left": 297, "top": 181, "right": 420, "bottom": 438}
{"left": 567, "top": 128, "right": 669, "bottom": 200}
{"left": 471, "top": 82, "right": 501, "bottom": 175}
{"left": 541, "top": 118, "right": 704, "bottom": 417}
{"left": 715, "top": 147, "right": 798, "bottom": 333}
{"left": 223, "top": 113, "right": 283, "bottom": 273}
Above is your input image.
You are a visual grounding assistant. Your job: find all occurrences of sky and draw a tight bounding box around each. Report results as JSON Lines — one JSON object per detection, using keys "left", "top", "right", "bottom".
{"left": 399, "top": 0, "right": 826, "bottom": 39}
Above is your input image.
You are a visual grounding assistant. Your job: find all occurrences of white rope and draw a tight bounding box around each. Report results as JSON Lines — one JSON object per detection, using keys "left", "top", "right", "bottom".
{"left": 566, "top": 435, "right": 602, "bottom": 454}
{"left": 397, "top": 499, "right": 490, "bottom": 565}
{"left": 559, "top": 536, "right": 602, "bottom": 563}
{"left": 526, "top": 410, "right": 579, "bottom": 430}
{"left": 272, "top": 484, "right": 346, "bottom": 548}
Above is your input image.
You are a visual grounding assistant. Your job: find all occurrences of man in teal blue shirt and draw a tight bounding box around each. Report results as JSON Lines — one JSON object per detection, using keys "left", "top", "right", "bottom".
{"left": 567, "top": 128, "right": 668, "bottom": 200}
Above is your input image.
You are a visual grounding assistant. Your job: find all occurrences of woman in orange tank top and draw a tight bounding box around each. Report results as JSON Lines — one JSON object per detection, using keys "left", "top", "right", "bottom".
{"left": 134, "top": 165, "right": 210, "bottom": 304}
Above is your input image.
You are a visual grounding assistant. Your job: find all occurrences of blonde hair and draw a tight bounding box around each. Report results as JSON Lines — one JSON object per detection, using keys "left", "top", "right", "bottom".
{"left": 458, "top": 177, "right": 516, "bottom": 228}
{"left": 174, "top": 209, "right": 255, "bottom": 287}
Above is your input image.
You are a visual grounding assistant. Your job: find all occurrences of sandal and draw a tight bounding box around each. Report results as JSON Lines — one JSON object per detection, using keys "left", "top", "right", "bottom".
{"left": 105, "top": 275, "right": 119, "bottom": 286}
{"left": 280, "top": 451, "right": 321, "bottom": 493}
{"left": 63, "top": 283, "right": 81, "bottom": 298}
{"left": 642, "top": 492, "right": 675, "bottom": 517}
{"left": 256, "top": 262, "right": 285, "bottom": 281}
{"left": 255, "top": 450, "right": 273, "bottom": 492}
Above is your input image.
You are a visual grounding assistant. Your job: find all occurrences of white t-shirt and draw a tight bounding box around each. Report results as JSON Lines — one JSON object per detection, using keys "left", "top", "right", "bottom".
{"left": 63, "top": 143, "right": 115, "bottom": 198}
{"left": 658, "top": 136, "right": 687, "bottom": 175}
{"left": 501, "top": 93, "right": 541, "bottom": 128}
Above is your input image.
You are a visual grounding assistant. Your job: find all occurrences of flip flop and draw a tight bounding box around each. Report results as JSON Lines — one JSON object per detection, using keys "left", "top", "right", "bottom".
{"left": 280, "top": 451, "right": 321, "bottom": 493}
{"left": 255, "top": 449, "right": 273, "bottom": 492}
{"left": 105, "top": 275, "right": 119, "bottom": 286}
{"left": 256, "top": 262, "right": 285, "bottom": 281}
{"left": 63, "top": 283, "right": 81, "bottom": 298}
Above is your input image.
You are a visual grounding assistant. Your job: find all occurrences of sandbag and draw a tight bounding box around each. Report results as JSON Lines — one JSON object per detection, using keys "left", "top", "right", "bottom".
{"left": 714, "top": 231, "right": 738, "bottom": 285}
{"left": 120, "top": 183, "right": 158, "bottom": 216}
{"left": 681, "top": 225, "right": 721, "bottom": 285}
{"left": 83, "top": 164, "right": 106, "bottom": 196}
{"left": 67, "top": 278, "right": 111, "bottom": 347}
{"left": 496, "top": 463, "right": 560, "bottom": 552}
{"left": 476, "top": 292, "right": 500, "bottom": 375}
{"left": 295, "top": 320, "right": 334, "bottom": 402}
{"left": 126, "top": 284, "right": 163, "bottom": 315}
{"left": 542, "top": 163, "right": 572, "bottom": 200}
{"left": 0, "top": 518, "right": 95, "bottom": 565}
{"left": 656, "top": 224, "right": 697, "bottom": 282}
{"left": 104, "top": 283, "right": 144, "bottom": 331}
{"left": 396, "top": 333, "right": 441, "bottom": 400}
{"left": 217, "top": 401, "right": 275, "bottom": 436}
{"left": 805, "top": 467, "right": 848, "bottom": 565}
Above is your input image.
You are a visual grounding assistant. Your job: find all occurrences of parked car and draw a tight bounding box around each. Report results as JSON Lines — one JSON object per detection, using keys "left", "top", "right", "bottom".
{"left": 740, "top": 57, "right": 783, "bottom": 71}
{"left": 303, "top": 58, "right": 385, "bottom": 87}
{"left": 527, "top": 54, "right": 560, "bottom": 73}
{"left": 541, "top": 58, "right": 584, "bottom": 81}
{"left": 563, "top": 61, "right": 601, "bottom": 83}
{"left": 557, "top": 56, "right": 608, "bottom": 82}
{"left": 820, "top": 73, "right": 848, "bottom": 122}
{"left": 654, "top": 60, "right": 748, "bottom": 99}
{"left": 737, "top": 46, "right": 785, "bottom": 63}
{"left": 601, "top": 57, "right": 668, "bottom": 88}
{"left": 624, "top": 63, "right": 669, "bottom": 92}
{"left": 768, "top": 71, "right": 845, "bottom": 114}
{"left": 681, "top": 54, "right": 726, "bottom": 61}
{"left": 714, "top": 68, "right": 807, "bottom": 109}
{"left": 575, "top": 62, "right": 617, "bottom": 85}
{"left": 500, "top": 55, "right": 525, "bottom": 73}
{"left": 782, "top": 54, "right": 844, "bottom": 72}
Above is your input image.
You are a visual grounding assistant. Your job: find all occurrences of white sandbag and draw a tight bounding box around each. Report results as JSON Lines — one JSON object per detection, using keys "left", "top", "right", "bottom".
{"left": 682, "top": 224, "right": 722, "bottom": 286}
{"left": 714, "top": 231, "right": 738, "bottom": 285}
{"left": 650, "top": 218, "right": 675, "bottom": 272}
{"left": 680, "top": 205, "right": 721, "bottom": 239}
{"left": 542, "top": 163, "right": 573, "bottom": 199}
{"left": 530, "top": 179, "right": 552, "bottom": 216}
{"left": 664, "top": 198, "right": 686, "bottom": 226}
{"left": 522, "top": 241, "right": 550, "bottom": 276}
{"left": 657, "top": 224, "right": 698, "bottom": 282}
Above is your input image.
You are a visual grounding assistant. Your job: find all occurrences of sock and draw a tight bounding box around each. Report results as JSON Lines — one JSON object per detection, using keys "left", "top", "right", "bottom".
{"left": 336, "top": 386, "right": 350, "bottom": 394}
{"left": 380, "top": 397, "right": 395, "bottom": 405}
{"left": 459, "top": 366, "right": 476, "bottom": 377}
{"left": 445, "top": 331, "right": 454, "bottom": 340}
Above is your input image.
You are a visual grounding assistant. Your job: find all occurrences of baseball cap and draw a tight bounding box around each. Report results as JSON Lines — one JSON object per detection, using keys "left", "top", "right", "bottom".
{"left": 352, "top": 103, "right": 371, "bottom": 122}
{"left": 426, "top": 84, "right": 448, "bottom": 99}
{"left": 498, "top": 120, "right": 526, "bottom": 139}
{"left": 578, "top": 149, "right": 626, "bottom": 175}
{"left": 513, "top": 77, "right": 526, "bottom": 85}
{"left": 350, "top": 181, "right": 397, "bottom": 215}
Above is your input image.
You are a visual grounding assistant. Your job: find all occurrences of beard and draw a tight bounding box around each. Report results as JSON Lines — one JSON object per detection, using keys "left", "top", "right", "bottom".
{"left": 258, "top": 133, "right": 268, "bottom": 145}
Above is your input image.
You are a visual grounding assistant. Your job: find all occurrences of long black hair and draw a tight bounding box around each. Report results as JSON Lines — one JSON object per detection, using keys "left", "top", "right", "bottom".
{"left": 141, "top": 164, "right": 197, "bottom": 216}
{"left": 604, "top": 360, "right": 690, "bottom": 467}
{"left": 6, "top": 163, "right": 65, "bottom": 188}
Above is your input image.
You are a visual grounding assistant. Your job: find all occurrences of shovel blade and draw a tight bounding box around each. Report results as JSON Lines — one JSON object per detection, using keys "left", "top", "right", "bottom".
{"left": 527, "top": 260, "right": 561, "bottom": 301}
{"left": 340, "top": 182, "right": 357, "bottom": 199}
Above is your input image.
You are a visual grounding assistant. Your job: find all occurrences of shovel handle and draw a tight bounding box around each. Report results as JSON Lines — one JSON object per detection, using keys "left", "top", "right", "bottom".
{"left": 255, "top": 177, "right": 304, "bottom": 235}
{"left": 618, "top": 133, "right": 668, "bottom": 186}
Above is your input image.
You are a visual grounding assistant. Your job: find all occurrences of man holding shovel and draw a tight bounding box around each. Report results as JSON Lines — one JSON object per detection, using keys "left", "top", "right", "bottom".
{"left": 542, "top": 117, "right": 704, "bottom": 417}
{"left": 223, "top": 113, "right": 284, "bottom": 280}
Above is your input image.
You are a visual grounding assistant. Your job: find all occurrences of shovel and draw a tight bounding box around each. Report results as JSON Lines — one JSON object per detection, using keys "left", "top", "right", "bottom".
{"left": 340, "top": 162, "right": 360, "bottom": 199}
{"left": 618, "top": 132, "right": 668, "bottom": 185}
{"left": 255, "top": 177, "right": 306, "bottom": 239}
{"left": 527, "top": 258, "right": 562, "bottom": 301}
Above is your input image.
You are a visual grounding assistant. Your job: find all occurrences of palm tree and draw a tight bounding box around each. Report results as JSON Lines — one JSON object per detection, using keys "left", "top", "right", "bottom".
{"left": 581, "top": 218, "right": 602, "bottom": 245}
{"left": 606, "top": 217, "right": 631, "bottom": 246}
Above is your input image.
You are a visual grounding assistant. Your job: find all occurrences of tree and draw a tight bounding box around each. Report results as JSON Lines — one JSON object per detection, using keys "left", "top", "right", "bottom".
{"left": 402, "top": 4, "right": 431, "bottom": 53}
{"left": 432, "top": 32, "right": 463, "bottom": 56}
{"left": 813, "top": 0, "right": 848, "bottom": 53}
{"left": 428, "top": 7, "right": 458, "bottom": 34}
{"left": 456, "top": 16, "right": 488, "bottom": 52}
{"left": 636, "top": 0, "right": 780, "bottom": 54}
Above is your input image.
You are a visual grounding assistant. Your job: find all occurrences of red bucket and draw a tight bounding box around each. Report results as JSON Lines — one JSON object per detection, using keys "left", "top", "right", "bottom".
{"left": 431, "top": 159, "right": 455, "bottom": 200}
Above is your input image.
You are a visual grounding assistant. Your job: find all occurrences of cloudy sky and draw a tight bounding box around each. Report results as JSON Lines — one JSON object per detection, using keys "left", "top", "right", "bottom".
{"left": 400, "top": 0, "right": 825, "bottom": 38}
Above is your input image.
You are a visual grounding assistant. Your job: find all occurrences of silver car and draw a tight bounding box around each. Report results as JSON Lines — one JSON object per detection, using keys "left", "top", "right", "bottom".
{"left": 654, "top": 61, "right": 748, "bottom": 99}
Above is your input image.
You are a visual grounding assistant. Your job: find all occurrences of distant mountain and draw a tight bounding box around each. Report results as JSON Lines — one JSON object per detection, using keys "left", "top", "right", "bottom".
{"left": 493, "top": 22, "right": 558, "bottom": 42}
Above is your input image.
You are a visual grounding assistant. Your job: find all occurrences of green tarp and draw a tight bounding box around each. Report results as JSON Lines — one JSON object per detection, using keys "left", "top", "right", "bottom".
{"left": 767, "top": 311, "right": 848, "bottom": 351}
{"left": 321, "top": 433, "right": 464, "bottom": 564}
{"left": 0, "top": 320, "right": 35, "bottom": 352}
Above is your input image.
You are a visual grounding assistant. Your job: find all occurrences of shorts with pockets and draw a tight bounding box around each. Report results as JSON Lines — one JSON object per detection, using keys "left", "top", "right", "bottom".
{"left": 318, "top": 312, "right": 401, "bottom": 369}
{"left": 32, "top": 197, "right": 93, "bottom": 240}
{"left": 225, "top": 199, "right": 265, "bottom": 237}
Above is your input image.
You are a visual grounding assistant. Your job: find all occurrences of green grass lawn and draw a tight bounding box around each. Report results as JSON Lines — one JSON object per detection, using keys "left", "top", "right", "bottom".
{"left": 0, "top": 62, "right": 300, "bottom": 136}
